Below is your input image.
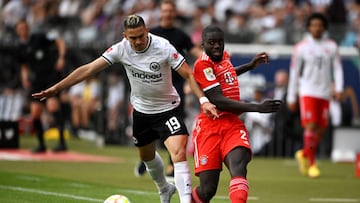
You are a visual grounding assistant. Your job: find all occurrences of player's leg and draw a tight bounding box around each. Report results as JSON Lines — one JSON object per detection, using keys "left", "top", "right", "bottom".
{"left": 307, "top": 98, "right": 329, "bottom": 178}
{"left": 138, "top": 142, "right": 175, "bottom": 203}
{"left": 224, "top": 147, "right": 251, "bottom": 203}
{"left": 46, "top": 97, "right": 67, "bottom": 152}
{"left": 191, "top": 116, "right": 223, "bottom": 203}
{"left": 218, "top": 116, "right": 252, "bottom": 203}
{"left": 192, "top": 170, "right": 220, "bottom": 203}
{"left": 297, "top": 96, "right": 315, "bottom": 175}
{"left": 30, "top": 101, "right": 46, "bottom": 153}
{"left": 133, "top": 110, "right": 174, "bottom": 203}
{"left": 164, "top": 134, "right": 192, "bottom": 203}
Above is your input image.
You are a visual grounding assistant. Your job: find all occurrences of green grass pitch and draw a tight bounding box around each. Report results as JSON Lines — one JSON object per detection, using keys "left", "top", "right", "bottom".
{"left": 0, "top": 136, "right": 359, "bottom": 203}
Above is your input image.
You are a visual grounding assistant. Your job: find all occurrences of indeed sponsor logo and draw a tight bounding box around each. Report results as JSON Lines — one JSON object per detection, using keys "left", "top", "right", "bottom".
{"left": 131, "top": 70, "right": 162, "bottom": 82}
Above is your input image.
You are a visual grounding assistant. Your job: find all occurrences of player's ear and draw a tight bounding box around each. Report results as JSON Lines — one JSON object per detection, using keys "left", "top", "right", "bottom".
{"left": 123, "top": 31, "right": 127, "bottom": 40}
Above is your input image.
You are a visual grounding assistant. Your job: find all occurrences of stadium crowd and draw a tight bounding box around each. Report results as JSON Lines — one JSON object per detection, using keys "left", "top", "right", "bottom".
{"left": 0, "top": 0, "right": 360, "bottom": 155}
{"left": 1, "top": 0, "right": 360, "bottom": 47}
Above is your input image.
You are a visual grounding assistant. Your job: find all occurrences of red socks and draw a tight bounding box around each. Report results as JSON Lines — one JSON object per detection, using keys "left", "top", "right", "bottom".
{"left": 303, "top": 130, "right": 319, "bottom": 166}
{"left": 229, "top": 177, "right": 249, "bottom": 203}
{"left": 192, "top": 177, "right": 249, "bottom": 203}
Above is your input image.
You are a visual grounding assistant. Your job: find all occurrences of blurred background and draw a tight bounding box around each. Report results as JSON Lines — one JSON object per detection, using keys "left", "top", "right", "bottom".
{"left": 0, "top": 0, "right": 359, "bottom": 161}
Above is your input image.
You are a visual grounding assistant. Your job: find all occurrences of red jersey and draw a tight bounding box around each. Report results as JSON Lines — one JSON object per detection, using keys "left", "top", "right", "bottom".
{"left": 193, "top": 51, "right": 240, "bottom": 116}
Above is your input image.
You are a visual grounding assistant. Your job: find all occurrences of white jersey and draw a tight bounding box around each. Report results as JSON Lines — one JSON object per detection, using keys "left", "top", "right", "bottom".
{"left": 102, "top": 33, "right": 185, "bottom": 114}
{"left": 287, "top": 35, "right": 344, "bottom": 104}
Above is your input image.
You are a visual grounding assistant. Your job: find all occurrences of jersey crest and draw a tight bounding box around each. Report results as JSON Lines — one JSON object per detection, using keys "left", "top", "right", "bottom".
{"left": 203, "top": 67, "right": 216, "bottom": 81}
{"left": 149, "top": 62, "right": 160, "bottom": 72}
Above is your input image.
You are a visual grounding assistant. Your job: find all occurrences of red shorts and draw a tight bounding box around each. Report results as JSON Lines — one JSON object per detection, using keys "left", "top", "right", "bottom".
{"left": 192, "top": 114, "right": 251, "bottom": 176}
{"left": 300, "top": 96, "right": 329, "bottom": 128}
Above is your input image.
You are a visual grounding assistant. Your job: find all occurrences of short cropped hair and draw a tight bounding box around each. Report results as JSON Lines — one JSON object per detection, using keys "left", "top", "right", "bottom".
{"left": 202, "top": 25, "right": 224, "bottom": 41}
{"left": 306, "top": 13, "right": 329, "bottom": 30}
{"left": 161, "top": 0, "right": 176, "bottom": 8}
{"left": 124, "top": 15, "right": 146, "bottom": 30}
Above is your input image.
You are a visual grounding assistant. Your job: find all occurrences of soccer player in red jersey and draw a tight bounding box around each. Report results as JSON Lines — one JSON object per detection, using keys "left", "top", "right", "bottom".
{"left": 287, "top": 13, "right": 344, "bottom": 178}
{"left": 191, "top": 25, "right": 282, "bottom": 203}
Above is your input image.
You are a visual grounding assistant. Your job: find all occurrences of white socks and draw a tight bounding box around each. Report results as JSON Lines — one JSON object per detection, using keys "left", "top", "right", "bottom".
{"left": 145, "top": 153, "right": 192, "bottom": 203}
{"left": 144, "top": 152, "right": 168, "bottom": 192}
{"left": 174, "top": 161, "right": 192, "bottom": 203}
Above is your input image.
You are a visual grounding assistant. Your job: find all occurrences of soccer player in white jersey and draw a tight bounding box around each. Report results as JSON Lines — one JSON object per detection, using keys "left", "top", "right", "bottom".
{"left": 32, "top": 15, "right": 218, "bottom": 203}
{"left": 287, "top": 13, "right": 344, "bottom": 178}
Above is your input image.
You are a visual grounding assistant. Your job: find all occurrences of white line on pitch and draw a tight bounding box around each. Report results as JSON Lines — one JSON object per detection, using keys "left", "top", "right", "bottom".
{"left": 310, "top": 198, "right": 359, "bottom": 202}
{"left": 0, "top": 185, "right": 102, "bottom": 202}
{"left": 0, "top": 184, "right": 259, "bottom": 202}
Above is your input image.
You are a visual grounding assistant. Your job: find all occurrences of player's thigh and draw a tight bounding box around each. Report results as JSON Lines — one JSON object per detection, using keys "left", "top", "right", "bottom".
{"left": 224, "top": 147, "right": 251, "bottom": 178}
{"left": 137, "top": 141, "right": 157, "bottom": 161}
{"left": 193, "top": 119, "right": 222, "bottom": 176}
{"left": 300, "top": 96, "right": 329, "bottom": 128}
{"left": 164, "top": 134, "right": 188, "bottom": 162}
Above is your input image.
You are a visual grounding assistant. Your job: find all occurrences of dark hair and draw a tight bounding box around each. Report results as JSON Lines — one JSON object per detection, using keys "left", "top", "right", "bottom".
{"left": 124, "top": 15, "right": 146, "bottom": 30}
{"left": 306, "top": 13, "right": 329, "bottom": 30}
{"left": 202, "top": 25, "right": 224, "bottom": 41}
{"left": 161, "top": 0, "right": 176, "bottom": 8}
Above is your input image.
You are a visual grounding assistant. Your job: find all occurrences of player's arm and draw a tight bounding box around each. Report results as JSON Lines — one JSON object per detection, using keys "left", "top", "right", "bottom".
{"left": 54, "top": 38, "right": 66, "bottom": 71}
{"left": 20, "top": 64, "right": 31, "bottom": 89}
{"left": 234, "top": 52, "right": 269, "bottom": 75}
{"left": 177, "top": 62, "right": 218, "bottom": 118}
{"left": 332, "top": 46, "right": 344, "bottom": 101}
{"left": 205, "top": 86, "right": 282, "bottom": 114}
{"left": 32, "top": 57, "right": 109, "bottom": 100}
{"left": 286, "top": 45, "right": 302, "bottom": 112}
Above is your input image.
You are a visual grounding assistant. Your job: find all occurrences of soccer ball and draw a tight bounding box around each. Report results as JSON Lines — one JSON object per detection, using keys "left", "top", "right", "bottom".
{"left": 103, "top": 194, "right": 131, "bottom": 203}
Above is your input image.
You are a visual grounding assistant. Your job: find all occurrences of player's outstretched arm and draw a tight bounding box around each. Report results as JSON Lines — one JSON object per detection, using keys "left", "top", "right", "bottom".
{"left": 32, "top": 57, "right": 109, "bottom": 100}
{"left": 206, "top": 86, "right": 282, "bottom": 114}
{"left": 234, "top": 52, "right": 269, "bottom": 75}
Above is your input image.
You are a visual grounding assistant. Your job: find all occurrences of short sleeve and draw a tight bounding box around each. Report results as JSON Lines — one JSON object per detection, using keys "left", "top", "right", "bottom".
{"left": 102, "top": 41, "right": 123, "bottom": 65}
{"left": 193, "top": 60, "right": 220, "bottom": 91}
{"left": 166, "top": 43, "right": 185, "bottom": 71}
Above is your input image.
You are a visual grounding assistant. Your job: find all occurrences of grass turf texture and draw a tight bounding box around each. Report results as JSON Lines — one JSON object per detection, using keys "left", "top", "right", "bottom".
{"left": 0, "top": 135, "right": 359, "bottom": 203}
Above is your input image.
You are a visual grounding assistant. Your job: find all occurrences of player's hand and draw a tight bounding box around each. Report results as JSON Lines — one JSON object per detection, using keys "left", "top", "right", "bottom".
{"left": 250, "top": 52, "right": 270, "bottom": 68}
{"left": 332, "top": 92, "right": 342, "bottom": 101}
{"left": 32, "top": 86, "right": 58, "bottom": 101}
{"left": 202, "top": 102, "right": 219, "bottom": 119}
{"left": 257, "top": 100, "right": 282, "bottom": 113}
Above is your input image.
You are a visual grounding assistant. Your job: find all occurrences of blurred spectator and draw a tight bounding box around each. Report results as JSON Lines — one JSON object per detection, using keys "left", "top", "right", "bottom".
{"left": 105, "top": 70, "right": 126, "bottom": 143}
{"left": 58, "top": 0, "right": 82, "bottom": 17}
{"left": 245, "top": 86, "right": 274, "bottom": 156}
{"left": 15, "top": 19, "right": 67, "bottom": 152}
{"left": 2, "top": 0, "right": 31, "bottom": 28}
{"left": 68, "top": 76, "right": 101, "bottom": 137}
{"left": 270, "top": 69, "right": 303, "bottom": 157}
{"left": 325, "top": 0, "right": 347, "bottom": 44}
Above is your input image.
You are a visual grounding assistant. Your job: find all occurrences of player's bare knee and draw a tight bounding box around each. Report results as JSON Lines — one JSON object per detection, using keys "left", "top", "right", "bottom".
{"left": 169, "top": 148, "right": 187, "bottom": 163}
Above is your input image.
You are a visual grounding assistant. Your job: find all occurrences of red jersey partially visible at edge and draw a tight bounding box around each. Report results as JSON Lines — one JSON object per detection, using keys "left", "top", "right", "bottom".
{"left": 193, "top": 51, "right": 241, "bottom": 116}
